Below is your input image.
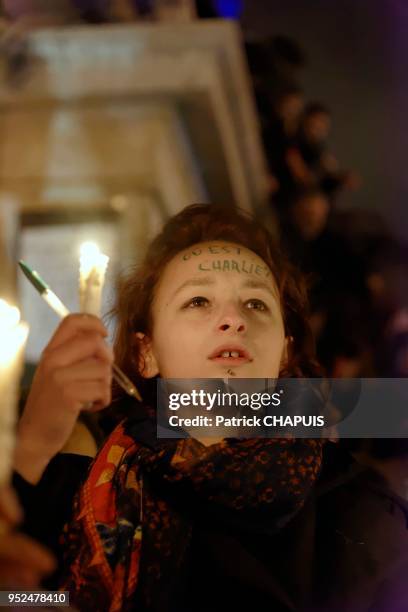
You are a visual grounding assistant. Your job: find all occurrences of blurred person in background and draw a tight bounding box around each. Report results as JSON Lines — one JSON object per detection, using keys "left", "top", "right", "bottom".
{"left": 366, "top": 241, "right": 408, "bottom": 376}
{"left": 285, "top": 187, "right": 330, "bottom": 243}
{"left": 281, "top": 189, "right": 371, "bottom": 377}
{"left": 246, "top": 35, "right": 306, "bottom": 137}
{"left": 286, "top": 102, "right": 361, "bottom": 199}
{"left": 263, "top": 86, "right": 305, "bottom": 202}
{"left": 245, "top": 35, "right": 306, "bottom": 208}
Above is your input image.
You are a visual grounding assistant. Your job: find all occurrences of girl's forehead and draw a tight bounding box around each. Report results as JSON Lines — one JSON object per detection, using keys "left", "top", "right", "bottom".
{"left": 159, "top": 240, "right": 276, "bottom": 288}
{"left": 152, "top": 240, "right": 282, "bottom": 308}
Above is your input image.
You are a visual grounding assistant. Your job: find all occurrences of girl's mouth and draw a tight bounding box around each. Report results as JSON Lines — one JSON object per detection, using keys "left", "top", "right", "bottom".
{"left": 208, "top": 346, "right": 252, "bottom": 365}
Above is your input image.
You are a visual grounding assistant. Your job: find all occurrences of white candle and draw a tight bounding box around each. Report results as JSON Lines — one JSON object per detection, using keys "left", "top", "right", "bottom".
{"left": 0, "top": 299, "right": 29, "bottom": 486}
{"left": 79, "top": 242, "right": 109, "bottom": 317}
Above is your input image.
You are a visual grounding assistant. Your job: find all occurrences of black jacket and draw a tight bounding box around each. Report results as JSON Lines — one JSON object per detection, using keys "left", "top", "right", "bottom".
{"left": 13, "top": 444, "right": 408, "bottom": 612}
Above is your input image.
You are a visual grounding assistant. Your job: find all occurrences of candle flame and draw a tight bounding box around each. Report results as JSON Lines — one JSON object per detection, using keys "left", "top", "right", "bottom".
{"left": 0, "top": 299, "right": 28, "bottom": 366}
{"left": 79, "top": 242, "right": 110, "bottom": 315}
{"left": 79, "top": 242, "right": 107, "bottom": 279}
{"left": 80, "top": 241, "right": 100, "bottom": 260}
{"left": 0, "top": 322, "right": 29, "bottom": 365}
{"left": 0, "top": 299, "right": 20, "bottom": 330}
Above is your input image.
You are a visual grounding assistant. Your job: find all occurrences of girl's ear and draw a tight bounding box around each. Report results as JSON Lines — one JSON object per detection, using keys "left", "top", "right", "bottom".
{"left": 134, "top": 332, "right": 159, "bottom": 378}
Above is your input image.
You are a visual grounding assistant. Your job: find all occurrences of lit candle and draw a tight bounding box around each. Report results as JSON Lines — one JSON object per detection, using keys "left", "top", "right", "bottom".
{"left": 79, "top": 242, "right": 109, "bottom": 317}
{"left": 0, "top": 299, "right": 29, "bottom": 486}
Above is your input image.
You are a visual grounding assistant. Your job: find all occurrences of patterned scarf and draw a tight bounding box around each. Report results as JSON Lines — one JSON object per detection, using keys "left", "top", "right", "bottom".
{"left": 60, "top": 403, "right": 322, "bottom": 611}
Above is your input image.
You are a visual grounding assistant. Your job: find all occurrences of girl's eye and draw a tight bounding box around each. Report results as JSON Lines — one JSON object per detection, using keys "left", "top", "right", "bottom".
{"left": 185, "top": 296, "right": 210, "bottom": 308}
{"left": 245, "top": 299, "right": 268, "bottom": 311}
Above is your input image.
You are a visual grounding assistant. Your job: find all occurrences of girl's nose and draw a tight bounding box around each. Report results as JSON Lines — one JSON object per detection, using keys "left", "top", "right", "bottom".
{"left": 217, "top": 304, "right": 246, "bottom": 333}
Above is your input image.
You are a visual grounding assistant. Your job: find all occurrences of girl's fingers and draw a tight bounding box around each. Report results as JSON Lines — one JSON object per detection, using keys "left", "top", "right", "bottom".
{"left": 60, "top": 380, "right": 112, "bottom": 412}
{"left": 0, "top": 564, "right": 47, "bottom": 589}
{"left": 52, "top": 358, "right": 112, "bottom": 385}
{"left": 0, "top": 532, "right": 56, "bottom": 573}
{"left": 45, "top": 314, "right": 108, "bottom": 352}
{"left": 42, "top": 333, "right": 113, "bottom": 372}
{"left": 0, "top": 566, "right": 36, "bottom": 589}
{"left": 0, "top": 487, "right": 23, "bottom": 526}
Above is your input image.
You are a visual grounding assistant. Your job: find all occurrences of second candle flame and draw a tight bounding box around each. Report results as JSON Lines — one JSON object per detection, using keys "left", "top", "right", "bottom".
{"left": 79, "top": 241, "right": 109, "bottom": 317}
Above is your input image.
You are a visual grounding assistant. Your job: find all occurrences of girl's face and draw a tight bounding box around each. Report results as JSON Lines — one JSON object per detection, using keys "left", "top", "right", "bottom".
{"left": 137, "top": 241, "right": 288, "bottom": 379}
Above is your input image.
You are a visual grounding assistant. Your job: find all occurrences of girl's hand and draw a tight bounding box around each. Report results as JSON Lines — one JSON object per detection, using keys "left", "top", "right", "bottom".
{"left": 14, "top": 314, "right": 113, "bottom": 484}
{"left": 0, "top": 484, "right": 23, "bottom": 526}
{"left": 0, "top": 530, "right": 56, "bottom": 588}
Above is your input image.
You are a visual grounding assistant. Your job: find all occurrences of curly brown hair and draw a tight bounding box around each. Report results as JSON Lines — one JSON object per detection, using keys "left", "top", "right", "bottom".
{"left": 109, "top": 204, "right": 320, "bottom": 405}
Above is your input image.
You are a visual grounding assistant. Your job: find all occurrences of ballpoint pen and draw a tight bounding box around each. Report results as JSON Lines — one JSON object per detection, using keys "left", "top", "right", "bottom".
{"left": 18, "top": 260, "right": 142, "bottom": 402}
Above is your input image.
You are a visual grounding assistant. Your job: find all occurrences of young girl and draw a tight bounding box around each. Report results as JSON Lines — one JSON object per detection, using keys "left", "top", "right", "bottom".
{"left": 14, "top": 204, "right": 322, "bottom": 612}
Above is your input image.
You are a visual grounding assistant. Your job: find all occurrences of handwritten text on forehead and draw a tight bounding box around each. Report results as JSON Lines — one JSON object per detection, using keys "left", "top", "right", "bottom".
{"left": 182, "top": 244, "right": 242, "bottom": 259}
{"left": 181, "top": 245, "right": 271, "bottom": 278}
{"left": 198, "top": 259, "right": 270, "bottom": 278}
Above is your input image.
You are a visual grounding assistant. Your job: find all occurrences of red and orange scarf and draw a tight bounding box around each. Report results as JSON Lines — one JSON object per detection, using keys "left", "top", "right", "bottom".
{"left": 60, "top": 404, "right": 322, "bottom": 611}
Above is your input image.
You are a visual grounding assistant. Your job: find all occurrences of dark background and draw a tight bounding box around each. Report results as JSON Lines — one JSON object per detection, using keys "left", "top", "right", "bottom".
{"left": 242, "top": 0, "right": 408, "bottom": 241}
